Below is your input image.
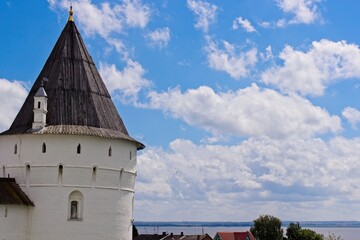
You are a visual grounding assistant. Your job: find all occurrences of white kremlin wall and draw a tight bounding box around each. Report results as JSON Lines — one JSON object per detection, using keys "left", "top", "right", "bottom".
{"left": 0, "top": 133, "right": 138, "bottom": 240}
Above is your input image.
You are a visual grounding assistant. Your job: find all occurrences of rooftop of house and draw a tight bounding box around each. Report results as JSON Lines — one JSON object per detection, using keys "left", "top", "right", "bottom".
{"left": 0, "top": 178, "right": 34, "bottom": 206}
{"left": 134, "top": 233, "right": 213, "bottom": 240}
{"left": 214, "top": 232, "right": 255, "bottom": 240}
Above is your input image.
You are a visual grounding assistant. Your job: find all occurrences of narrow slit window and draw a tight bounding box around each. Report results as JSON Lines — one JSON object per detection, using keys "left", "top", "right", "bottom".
{"left": 14, "top": 144, "right": 17, "bottom": 154}
{"left": 38, "top": 101, "right": 41, "bottom": 109}
{"left": 42, "top": 143, "right": 46, "bottom": 153}
{"left": 26, "top": 165, "right": 31, "bottom": 185}
{"left": 108, "top": 147, "right": 112, "bottom": 157}
{"left": 92, "top": 167, "right": 97, "bottom": 185}
{"left": 77, "top": 144, "right": 81, "bottom": 154}
{"left": 129, "top": 150, "right": 132, "bottom": 160}
{"left": 58, "top": 165, "right": 63, "bottom": 185}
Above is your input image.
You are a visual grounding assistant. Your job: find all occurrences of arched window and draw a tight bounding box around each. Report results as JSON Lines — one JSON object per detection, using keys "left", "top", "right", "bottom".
{"left": 92, "top": 166, "right": 97, "bottom": 185}
{"left": 14, "top": 144, "right": 17, "bottom": 154}
{"left": 108, "top": 147, "right": 112, "bottom": 157}
{"left": 26, "top": 164, "right": 31, "bottom": 175}
{"left": 42, "top": 143, "right": 46, "bottom": 153}
{"left": 68, "top": 190, "right": 83, "bottom": 220}
{"left": 58, "top": 165, "right": 63, "bottom": 185}
{"left": 77, "top": 144, "right": 81, "bottom": 154}
{"left": 26, "top": 164, "right": 31, "bottom": 186}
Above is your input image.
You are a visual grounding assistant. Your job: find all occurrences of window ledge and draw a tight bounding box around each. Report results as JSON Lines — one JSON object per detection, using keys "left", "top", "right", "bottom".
{"left": 68, "top": 218, "right": 83, "bottom": 221}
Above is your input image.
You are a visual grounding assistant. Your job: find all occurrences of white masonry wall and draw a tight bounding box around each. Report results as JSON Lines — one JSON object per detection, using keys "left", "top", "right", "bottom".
{"left": 0, "top": 133, "right": 138, "bottom": 240}
{"left": 0, "top": 205, "right": 31, "bottom": 240}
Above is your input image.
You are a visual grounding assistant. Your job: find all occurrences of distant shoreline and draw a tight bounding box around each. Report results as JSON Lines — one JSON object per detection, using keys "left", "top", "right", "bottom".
{"left": 134, "top": 221, "right": 360, "bottom": 228}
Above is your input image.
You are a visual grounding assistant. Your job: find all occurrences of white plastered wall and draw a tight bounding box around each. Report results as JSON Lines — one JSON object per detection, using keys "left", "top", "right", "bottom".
{"left": 0, "top": 133, "right": 138, "bottom": 240}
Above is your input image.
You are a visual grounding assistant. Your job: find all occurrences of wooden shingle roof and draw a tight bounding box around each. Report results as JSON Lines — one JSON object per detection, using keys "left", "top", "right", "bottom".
{"left": 1, "top": 17, "right": 144, "bottom": 149}
{"left": 0, "top": 178, "right": 34, "bottom": 206}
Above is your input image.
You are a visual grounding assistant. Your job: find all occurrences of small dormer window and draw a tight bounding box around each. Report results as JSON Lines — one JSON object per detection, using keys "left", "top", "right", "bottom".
{"left": 77, "top": 144, "right": 81, "bottom": 154}
{"left": 38, "top": 101, "right": 41, "bottom": 109}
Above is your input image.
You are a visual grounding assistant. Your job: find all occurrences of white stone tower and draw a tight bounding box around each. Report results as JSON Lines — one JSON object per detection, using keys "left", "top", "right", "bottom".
{"left": 0, "top": 7, "right": 144, "bottom": 240}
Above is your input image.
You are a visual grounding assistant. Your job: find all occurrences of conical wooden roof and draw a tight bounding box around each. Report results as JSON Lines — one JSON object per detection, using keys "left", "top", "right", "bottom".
{"left": 2, "top": 16, "right": 144, "bottom": 149}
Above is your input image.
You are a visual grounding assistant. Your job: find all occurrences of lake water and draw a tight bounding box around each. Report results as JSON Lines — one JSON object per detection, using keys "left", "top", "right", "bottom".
{"left": 137, "top": 226, "right": 360, "bottom": 240}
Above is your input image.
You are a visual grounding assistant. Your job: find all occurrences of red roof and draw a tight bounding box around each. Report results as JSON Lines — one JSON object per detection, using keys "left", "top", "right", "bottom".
{"left": 215, "top": 232, "right": 255, "bottom": 240}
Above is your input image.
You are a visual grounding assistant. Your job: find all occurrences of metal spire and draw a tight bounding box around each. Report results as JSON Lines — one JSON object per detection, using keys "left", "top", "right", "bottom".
{"left": 68, "top": 5, "right": 74, "bottom": 22}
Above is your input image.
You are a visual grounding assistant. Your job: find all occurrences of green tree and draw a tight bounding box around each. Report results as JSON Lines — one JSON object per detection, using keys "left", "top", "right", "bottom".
{"left": 286, "top": 222, "right": 323, "bottom": 240}
{"left": 250, "top": 215, "right": 283, "bottom": 240}
{"left": 286, "top": 222, "right": 302, "bottom": 240}
{"left": 300, "top": 229, "right": 323, "bottom": 240}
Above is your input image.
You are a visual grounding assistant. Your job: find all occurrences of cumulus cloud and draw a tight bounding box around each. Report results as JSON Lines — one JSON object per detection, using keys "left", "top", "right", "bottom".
{"left": 136, "top": 136, "right": 360, "bottom": 221}
{"left": 145, "top": 84, "right": 341, "bottom": 139}
{"left": 99, "top": 60, "right": 151, "bottom": 104}
{"left": 187, "top": 0, "right": 218, "bottom": 32}
{"left": 262, "top": 39, "right": 360, "bottom": 96}
{"left": 119, "top": 0, "right": 151, "bottom": 28}
{"left": 48, "top": 0, "right": 151, "bottom": 38}
{"left": 232, "top": 17, "right": 257, "bottom": 33}
{"left": 205, "top": 39, "right": 258, "bottom": 79}
{"left": 0, "top": 79, "right": 28, "bottom": 132}
{"left": 146, "top": 27, "right": 171, "bottom": 48}
{"left": 342, "top": 107, "right": 360, "bottom": 129}
{"left": 276, "top": 0, "right": 322, "bottom": 26}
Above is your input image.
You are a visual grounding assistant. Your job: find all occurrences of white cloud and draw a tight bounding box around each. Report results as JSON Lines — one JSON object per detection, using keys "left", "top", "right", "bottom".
{"left": 276, "top": 0, "right": 322, "bottom": 25}
{"left": 205, "top": 39, "right": 257, "bottom": 79}
{"left": 48, "top": 0, "right": 151, "bottom": 37}
{"left": 187, "top": 0, "right": 218, "bottom": 32}
{"left": 0, "top": 79, "right": 28, "bottom": 132}
{"left": 145, "top": 84, "right": 341, "bottom": 139}
{"left": 260, "top": 21, "right": 271, "bottom": 28}
{"left": 262, "top": 39, "right": 360, "bottom": 96}
{"left": 99, "top": 60, "right": 151, "bottom": 104}
{"left": 146, "top": 27, "right": 171, "bottom": 48}
{"left": 260, "top": 45, "right": 274, "bottom": 61}
{"left": 342, "top": 107, "right": 360, "bottom": 129}
{"left": 49, "top": 0, "right": 122, "bottom": 37}
{"left": 118, "top": 0, "right": 151, "bottom": 28}
{"left": 232, "top": 17, "right": 257, "bottom": 33}
{"left": 136, "top": 136, "right": 360, "bottom": 221}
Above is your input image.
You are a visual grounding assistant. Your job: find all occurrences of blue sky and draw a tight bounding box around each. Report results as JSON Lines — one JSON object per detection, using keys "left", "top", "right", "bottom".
{"left": 2, "top": 0, "right": 360, "bottom": 222}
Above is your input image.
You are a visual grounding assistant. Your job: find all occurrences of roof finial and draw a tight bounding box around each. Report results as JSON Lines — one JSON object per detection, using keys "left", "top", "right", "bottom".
{"left": 68, "top": 5, "right": 74, "bottom": 22}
